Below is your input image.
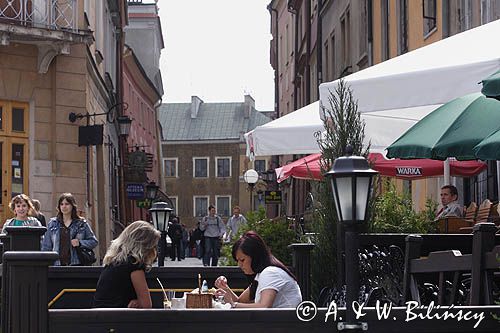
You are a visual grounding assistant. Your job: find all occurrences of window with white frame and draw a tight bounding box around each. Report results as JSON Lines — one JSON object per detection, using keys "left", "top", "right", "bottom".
{"left": 193, "top": 157, "right": 209, "bottom": 178}
{"left": 170, "top": 196, "right": 178, "bottom": 215}
{"left": 164, "top": 158, "right": 177, "bottom": 178}
{"left": 254, "top": 159, "right": 266, "bottom": 173}
{"left": 194, "top": 196, "right": 209, "bottom": 217}
{"left": 216, "top": 196, "right": 231, "bottom": 217}
{"left": 216, "top": 157, "right": 231, "bottom": 178}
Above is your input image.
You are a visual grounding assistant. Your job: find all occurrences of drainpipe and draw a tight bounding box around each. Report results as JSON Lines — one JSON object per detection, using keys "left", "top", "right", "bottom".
{"left": 268, "top": 2, "right": 279, "bottom": 120}
{"left": 116, "top": 2, "right": 127, "bottom": 225}
{"left": 317, "top": 0, "right": 323, "bottom": 88}
{"left": 367, "top": 0, "right": 373, "bottom": 66}
{"left": 305, "top": 0, "right": 311, "bottom": 104}
{"left": 288, "top": 4, "right": 298, "bottom": 111}
{"left": 268, "top": 1, "right": 280, "bottom": 218}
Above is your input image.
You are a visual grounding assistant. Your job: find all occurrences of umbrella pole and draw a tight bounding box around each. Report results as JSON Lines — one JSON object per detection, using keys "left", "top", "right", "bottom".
{"left": 497, "top": 161, "right": 500, "bottom": 199}
{"left": 444, "top": 158, "right": 451, "bottom": 184}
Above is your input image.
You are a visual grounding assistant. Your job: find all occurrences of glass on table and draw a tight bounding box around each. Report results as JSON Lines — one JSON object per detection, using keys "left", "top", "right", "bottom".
{"left": 163, "top": 290, "right": 175, "bottom": 309}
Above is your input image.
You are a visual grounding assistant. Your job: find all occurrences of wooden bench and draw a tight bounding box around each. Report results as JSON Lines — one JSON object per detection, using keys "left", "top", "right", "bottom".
{"left": 459, "top": 200, "right": 497, "bottom": 233}
{"left": 437, "top": 200, "right": 499, "bottom": 234}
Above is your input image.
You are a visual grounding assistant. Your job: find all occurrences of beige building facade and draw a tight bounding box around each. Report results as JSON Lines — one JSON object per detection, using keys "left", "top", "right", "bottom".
{"left": 371, "top": 0, "right": 500, "bottom": 209}
{"left": 269, "top": 0, "right": 500, "bottom": 215}
{"left": 0, "top": 0, "right": 130, "bottom": 257}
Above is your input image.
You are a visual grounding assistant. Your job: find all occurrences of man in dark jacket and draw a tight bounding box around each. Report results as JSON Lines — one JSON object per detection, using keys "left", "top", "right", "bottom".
{"left": 167, "top": 217, "right": 183, "bottom": 261}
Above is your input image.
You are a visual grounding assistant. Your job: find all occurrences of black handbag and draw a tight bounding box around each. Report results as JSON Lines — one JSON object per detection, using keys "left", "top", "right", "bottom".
{"left": 76, "top": 246, "right": 97, "bottom": 265}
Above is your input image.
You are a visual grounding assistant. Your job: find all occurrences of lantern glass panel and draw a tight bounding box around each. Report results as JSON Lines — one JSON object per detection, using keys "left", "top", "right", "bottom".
{"left": 330, "top": 178, "right": 341, "bottom": 221}
{"left": 356, "top": 176, "right": 371, "bottom": 221}
{"left": 337, "top": 176, "right": 353, "bottom": 221}
{"left": 152, "top": 210, "right": 170, "bottom": 232}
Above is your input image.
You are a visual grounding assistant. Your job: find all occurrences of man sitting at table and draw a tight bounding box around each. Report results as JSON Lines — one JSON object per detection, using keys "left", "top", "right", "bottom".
{"left": 436, "top": 185, "right": 464, "bottom": 219}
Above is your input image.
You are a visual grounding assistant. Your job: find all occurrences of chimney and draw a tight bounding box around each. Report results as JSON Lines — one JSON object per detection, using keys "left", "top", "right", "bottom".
{"left": 244, "top": 94, "right": 255, "bottom": 119}
{"left": 191, "top": 96, "right": 203, "bottom": 119}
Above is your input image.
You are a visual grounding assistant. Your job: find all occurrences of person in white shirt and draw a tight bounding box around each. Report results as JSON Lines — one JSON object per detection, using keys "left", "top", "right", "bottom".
{"left": 214, "top": 231, "right": 302, "bottom": 308}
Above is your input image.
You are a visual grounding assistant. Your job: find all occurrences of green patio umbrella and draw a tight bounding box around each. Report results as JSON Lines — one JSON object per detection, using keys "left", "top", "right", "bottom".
{"left": 386, "top": 93, "right": 500, "bottom": 160}
{"left": 481, "top": 70, "right": 500, "bottom": 100}
{"left": 473, "top": 129, "right": 500, "bottom": 160}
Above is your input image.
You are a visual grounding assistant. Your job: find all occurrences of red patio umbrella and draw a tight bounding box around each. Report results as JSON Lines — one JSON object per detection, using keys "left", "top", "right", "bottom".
{"left": 276, "top": 153, "right": 487, "bottom": 183}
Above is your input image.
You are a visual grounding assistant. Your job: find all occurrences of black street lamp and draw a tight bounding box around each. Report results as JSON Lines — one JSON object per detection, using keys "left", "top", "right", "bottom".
{"left": 149, "top": 202, "right": 172, "bottom": 267}
{"left": 324, "top": 149, "right": 377, "bottom": 331}
{"left": 243, "top": 169, "right": 259, "bottom": 210}
{"left": 145, "top": 181, "right": 159, "bottom": 202}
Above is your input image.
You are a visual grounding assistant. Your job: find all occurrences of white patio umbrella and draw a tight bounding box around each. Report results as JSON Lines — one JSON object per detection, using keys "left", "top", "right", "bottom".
{"left": 245, "top": 101, "right": 429, "bottom": 159}
{"left": 319, "top": 19, "right": 500, "bottom": 183}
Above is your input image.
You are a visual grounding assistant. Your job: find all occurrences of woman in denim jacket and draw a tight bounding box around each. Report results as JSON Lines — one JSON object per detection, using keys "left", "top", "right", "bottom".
{"left": 42, "top": 193, "right": 98, "bottom": 266}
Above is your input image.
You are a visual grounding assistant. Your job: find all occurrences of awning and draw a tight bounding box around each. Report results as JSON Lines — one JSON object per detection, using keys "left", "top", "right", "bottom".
{"left": 276, "top": 153, "right": 487, "bottom": 183}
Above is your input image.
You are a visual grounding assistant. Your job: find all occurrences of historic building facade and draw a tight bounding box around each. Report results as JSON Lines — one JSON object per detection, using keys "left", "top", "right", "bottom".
{"left": 269, "top": 0, "right": 500, "bottom": 216}
{"left": 0, "top": 0, "right": 164, "bottom": 257}
{"left": 159, "top": 95, "right": 271, "bottom": 227}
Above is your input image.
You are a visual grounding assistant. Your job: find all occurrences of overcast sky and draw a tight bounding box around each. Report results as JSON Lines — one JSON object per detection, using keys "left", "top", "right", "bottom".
{"left": 158, "top": 0, "right": 275, "bottom": 111}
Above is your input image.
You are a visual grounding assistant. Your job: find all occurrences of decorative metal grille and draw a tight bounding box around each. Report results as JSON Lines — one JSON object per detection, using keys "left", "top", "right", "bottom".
{"left": 0, "top": 0, "right": 78, "bottom": 31}
{"left": 317, "top": 244, "right": 499, "bottom": 307}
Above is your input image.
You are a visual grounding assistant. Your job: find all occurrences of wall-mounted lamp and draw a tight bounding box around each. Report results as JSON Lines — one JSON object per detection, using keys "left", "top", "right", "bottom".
{"left": 117, "top": 115, "right": 132, "bottom": 137}
{"left": 145, "top": 181, "right": 159, "bottom": 201}
{"left": 69, "top": 102, "right": 131, "bottom": 146}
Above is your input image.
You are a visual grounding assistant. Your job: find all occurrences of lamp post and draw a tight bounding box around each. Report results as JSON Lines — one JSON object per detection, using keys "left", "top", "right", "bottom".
{"left": 149, "top": 202, "right": 172, "bottom": 267}
{"left": 243, "top": 169, "right": 259, "bottom": 211}
{"left": 324, "top": 149, "right": 377, "bottom": 331}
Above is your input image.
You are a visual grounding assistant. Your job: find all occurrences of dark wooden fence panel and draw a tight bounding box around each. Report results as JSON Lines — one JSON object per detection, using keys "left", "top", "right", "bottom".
{"left": 47, "top": 266, "right": 248, "bottom": 308}
{"left": 359, "top": 233, "right": 500, "bottom": 255}
{"left": 48, "top": 307, "right": 500, "bottom": 333}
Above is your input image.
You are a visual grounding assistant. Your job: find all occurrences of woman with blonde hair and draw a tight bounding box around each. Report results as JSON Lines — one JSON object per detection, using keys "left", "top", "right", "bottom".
{"left": 93, "top": 221, "right": 160, "bottom": 308}
{"left": 41, "top": 193, "right": 98, "bottom": 266}
{"left": 2, "top": 194, "right": 42, "bottom": 233}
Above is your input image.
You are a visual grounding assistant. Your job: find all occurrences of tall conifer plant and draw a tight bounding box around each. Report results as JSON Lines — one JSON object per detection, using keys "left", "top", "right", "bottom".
{"left": 311, "top": 79, "right": 370, "bottom": 301}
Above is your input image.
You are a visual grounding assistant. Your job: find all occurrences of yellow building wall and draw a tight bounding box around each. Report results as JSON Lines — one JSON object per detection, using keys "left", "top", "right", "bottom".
{"left": 371, "top": 0, "right": 447, "bottom": 212}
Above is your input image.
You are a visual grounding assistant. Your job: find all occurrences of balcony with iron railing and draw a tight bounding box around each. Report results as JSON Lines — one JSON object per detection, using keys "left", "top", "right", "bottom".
{"left": 0, "top": 0, "right": 78, "bottom": 31}
{"left": 0, "top": 0, "right": 92, "bottom": 73}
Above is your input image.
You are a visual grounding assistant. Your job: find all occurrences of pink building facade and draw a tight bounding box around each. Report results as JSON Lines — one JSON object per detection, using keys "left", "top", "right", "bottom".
{"left": 122, "top": 46, "right": 162, "bottom": 222}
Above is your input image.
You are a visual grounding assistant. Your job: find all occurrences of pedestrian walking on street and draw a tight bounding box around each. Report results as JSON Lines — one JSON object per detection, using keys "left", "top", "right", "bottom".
{"left": 41, "top": 193, "right": 98, "bottom": 266}
{"left": 226, "top": 205, "right": 247, "bottom": 241}
{"left": 167, "top": 217, "right": 183, "bottom": 261}
{"left": 200, "top": 205, "right": 225, "bottom": 266}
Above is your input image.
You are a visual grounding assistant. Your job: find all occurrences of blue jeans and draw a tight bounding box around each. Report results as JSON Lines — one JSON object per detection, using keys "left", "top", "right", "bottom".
{"left": 203, "top": 237, "right": 220, "bottom": 266}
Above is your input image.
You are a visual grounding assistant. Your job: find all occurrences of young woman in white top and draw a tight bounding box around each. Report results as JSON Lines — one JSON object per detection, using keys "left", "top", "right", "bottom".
{"left": 215, "top": 231, "right": 302, "bottom": 308}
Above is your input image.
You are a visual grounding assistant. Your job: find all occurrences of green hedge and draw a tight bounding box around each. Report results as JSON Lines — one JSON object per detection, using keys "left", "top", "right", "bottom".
{"left": 219, "top": 207, "right": 296, "bottom": 267}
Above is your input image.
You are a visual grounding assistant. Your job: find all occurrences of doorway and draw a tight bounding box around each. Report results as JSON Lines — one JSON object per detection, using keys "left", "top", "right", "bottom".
{"left": 0, "top": 101, "right": 29, "bottom": 224}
